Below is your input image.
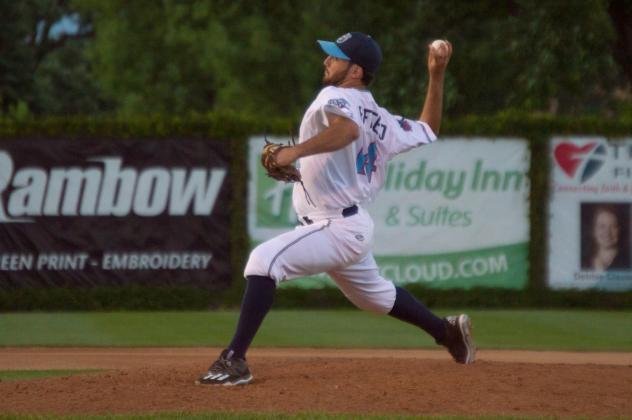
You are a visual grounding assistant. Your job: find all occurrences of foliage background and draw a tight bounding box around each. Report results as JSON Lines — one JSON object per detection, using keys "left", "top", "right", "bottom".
{"left": 1, "top": 113, "right": 632, "bottom": 310}
{"left": 1, "top": 0, "right": 630, "bottom": 119}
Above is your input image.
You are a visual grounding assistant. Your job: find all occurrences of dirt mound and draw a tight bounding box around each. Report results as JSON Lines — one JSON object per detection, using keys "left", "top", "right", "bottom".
{"left": 0, "top": 348, "right": 630, "bottom": 417}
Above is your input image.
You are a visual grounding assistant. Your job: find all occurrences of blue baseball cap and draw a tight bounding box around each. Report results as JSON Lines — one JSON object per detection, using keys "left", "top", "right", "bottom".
{"left": 317, "top": 32, "right": 382, "bottom": 74}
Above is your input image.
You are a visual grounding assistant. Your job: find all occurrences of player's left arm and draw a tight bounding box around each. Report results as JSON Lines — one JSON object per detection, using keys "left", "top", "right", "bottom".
{"left": 274, "top": 113, "right": 359, "bottom": 166}
{"left": 419, "top": 40, "right": 452, "bottom": 135}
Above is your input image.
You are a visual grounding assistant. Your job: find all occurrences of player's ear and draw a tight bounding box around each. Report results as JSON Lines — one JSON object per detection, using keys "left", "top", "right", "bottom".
{"left": 351, "top": 64, "right": 364, "bottom": 80}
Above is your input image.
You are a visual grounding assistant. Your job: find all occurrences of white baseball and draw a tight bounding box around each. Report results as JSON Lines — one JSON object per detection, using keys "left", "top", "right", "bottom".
{"left": 431, "top": 39, "right": 448, "bottom": 52}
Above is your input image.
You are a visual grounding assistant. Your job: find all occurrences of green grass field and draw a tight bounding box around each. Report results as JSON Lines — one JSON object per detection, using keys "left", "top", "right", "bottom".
{"left": 0, "top": 369, "right": 100, "bottom": 382}
{"left": 1, "top": 310, "right": 630, "bottom": 420}
{"left": 1, "top": 309, "right": 631, "bottom": 351}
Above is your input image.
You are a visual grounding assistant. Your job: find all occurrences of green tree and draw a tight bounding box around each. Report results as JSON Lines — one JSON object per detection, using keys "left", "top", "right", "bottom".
{"left": 345, "top": 0, "right": 619, "bottom": 116}
{"left": 74, "top": 0, "right": 624, "bottom": 118}
{"left": 0, "top": 0, "right": 37, "bottom": 113}
{"left": 76, "top": 0, "right": 324, "bottom": 116}
{"left": 32, "top": 38, "right": 109, "bottom": 115}
{"left": 76, "top": 0, "right": 216, "bottom": 115}
{"left": 0, "top": 0, "right": 101, "bottom": 115}
{"left": 608, "top": 0, "right": 632, "bottom": 116}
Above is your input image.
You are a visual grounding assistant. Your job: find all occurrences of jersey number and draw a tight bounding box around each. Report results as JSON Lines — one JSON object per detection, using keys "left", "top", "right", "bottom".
{"left": 356, "top": 143, "right": 378, "bottom": 182}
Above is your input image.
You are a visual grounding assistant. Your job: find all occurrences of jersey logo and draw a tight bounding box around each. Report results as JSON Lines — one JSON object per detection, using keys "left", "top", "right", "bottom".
{"left": 356, "top": 143, "right": 378, "bottom": 182}
{"left": 328, "top": 98, "right": 353, "bottom": 118}
{"left": 328, "top": 98, "right": 351, "bottom": 113}
{"left": 398, "top": 117, "right": 412, "bottom": 132}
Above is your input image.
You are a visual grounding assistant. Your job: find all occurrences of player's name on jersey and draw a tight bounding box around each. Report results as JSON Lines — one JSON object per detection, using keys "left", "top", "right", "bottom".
{"left": 0, "top": 251, "right": 212, "bottom": 271}
{"left": 384, "top": 159, "right": 526, "bottom": 199}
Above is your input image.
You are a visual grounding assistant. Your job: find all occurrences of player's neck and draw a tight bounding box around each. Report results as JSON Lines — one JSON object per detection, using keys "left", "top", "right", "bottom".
{"left": 336, "top": 79, "right": 367, "bottom": 89}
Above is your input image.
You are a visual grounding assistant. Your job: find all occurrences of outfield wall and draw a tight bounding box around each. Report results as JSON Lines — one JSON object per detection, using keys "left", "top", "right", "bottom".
{"left": 1, "top": 114, "right": 631, "bottom": 308}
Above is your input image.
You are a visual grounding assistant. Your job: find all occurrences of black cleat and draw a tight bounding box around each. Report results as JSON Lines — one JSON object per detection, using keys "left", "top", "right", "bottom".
{"left": 196, "top": 349, "right": 253, "bottom": 386}
{"left": 439, "top": 314, "right": 476, "bottom": 364}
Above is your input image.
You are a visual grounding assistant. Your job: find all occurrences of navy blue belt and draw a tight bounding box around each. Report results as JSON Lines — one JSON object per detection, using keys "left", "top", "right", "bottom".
{"left": 300, "top": 205, "right": 358, "bottom": 225}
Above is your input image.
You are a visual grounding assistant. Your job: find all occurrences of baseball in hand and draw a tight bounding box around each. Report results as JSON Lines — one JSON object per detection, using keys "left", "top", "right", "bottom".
{"left": 431, "top": 39, "right": 448, "bottom": 53}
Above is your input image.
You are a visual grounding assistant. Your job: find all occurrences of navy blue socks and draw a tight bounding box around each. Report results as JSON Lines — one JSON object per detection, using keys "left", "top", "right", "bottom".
{"left": 227, "top": 280, "right": 445, "bottom": 359}
{"left": 388, "top": 286, "right": 446, "bottom": 343}
{"left": 227, "top": 275, "right": 276, "bottom": 359}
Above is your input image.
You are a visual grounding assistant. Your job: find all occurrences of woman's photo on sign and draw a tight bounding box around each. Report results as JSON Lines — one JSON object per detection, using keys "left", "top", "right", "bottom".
{"left": 580, "top": 202, "right": 631, "bottom": 272}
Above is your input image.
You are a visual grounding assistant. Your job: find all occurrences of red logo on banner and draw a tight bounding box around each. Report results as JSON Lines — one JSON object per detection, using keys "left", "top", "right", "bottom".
{"left": 553, "top": 142, "right": 606, "bottom": 183}
{"left": 554, "top": 143, "right": 596, "bottom": 177}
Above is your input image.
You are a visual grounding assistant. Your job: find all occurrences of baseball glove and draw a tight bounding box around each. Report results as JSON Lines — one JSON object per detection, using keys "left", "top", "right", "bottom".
{"left": 261, "top": 140, "right": 301, "bottom": 183}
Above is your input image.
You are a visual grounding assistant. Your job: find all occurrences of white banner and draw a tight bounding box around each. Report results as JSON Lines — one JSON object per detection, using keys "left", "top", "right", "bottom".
{"left": 369, "top": 138, "right": 529, "bottom": 254}
{"left": 549, "top": 137, "right": 632, "bottom": 291}
{"left": 249, "top": 137, "right": 530, "bottom": 289}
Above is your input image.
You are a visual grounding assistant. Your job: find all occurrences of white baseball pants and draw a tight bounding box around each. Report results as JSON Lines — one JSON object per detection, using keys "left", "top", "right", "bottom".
{"left": 244, "top": 207, "right": 397, "bottom": 314}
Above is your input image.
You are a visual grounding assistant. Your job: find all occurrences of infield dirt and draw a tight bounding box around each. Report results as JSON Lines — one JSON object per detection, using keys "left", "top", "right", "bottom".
{"left": 0, "top": 348, "right": 631, "bottom": 417}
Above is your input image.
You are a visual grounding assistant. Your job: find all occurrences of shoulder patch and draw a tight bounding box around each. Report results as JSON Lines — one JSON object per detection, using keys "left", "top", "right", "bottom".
{"left": 328, "top": 98, "right": 351, "bottom": 112}
{"left": 398, "top": 117, "right": 412, "bottom": 132}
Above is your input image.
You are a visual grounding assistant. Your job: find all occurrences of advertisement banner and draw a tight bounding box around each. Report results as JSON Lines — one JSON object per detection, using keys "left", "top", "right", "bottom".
{"left": 0, "top": 138, "right": 231, "bottom": 288}
{"left": 549, "top": 137, "right": 632, "bottom": 291}
{"left": 249, "top": 137, "right": 530, "bottom": 289}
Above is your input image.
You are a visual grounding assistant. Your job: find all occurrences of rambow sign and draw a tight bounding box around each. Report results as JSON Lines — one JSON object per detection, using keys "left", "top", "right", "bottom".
{"left": 0, "top": 151, "right": 226, "bottom": 222}
{"left": 0, "top": 138, "right": 232, "bottom": 288}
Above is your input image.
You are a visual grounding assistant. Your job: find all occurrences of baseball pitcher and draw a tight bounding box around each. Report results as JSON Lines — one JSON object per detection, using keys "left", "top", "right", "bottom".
{"left": 198, "top": 32, "right": 474, "bottom": 386}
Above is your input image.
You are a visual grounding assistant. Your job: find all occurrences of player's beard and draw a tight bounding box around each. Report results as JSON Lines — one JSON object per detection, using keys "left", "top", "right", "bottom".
{"left": 322, "top": 63, "right": 353, "bottom": 87}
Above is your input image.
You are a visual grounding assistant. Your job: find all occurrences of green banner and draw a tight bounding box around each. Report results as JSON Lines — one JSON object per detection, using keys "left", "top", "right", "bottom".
{"left": 275, "top": 242, "right": 527, "bottom": 289}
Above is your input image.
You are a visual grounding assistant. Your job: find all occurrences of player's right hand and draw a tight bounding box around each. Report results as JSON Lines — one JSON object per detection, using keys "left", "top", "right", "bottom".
{"left": 427, "top": 40, "right": 452, "bottom": 76}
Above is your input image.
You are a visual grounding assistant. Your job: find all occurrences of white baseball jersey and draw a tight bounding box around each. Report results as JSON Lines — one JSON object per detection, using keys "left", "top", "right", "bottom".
{"left": 293, "top": 86, "right": 437, "bottom": 217}
{"left": 246, "top": 85, "right": 437, "bottom": 314}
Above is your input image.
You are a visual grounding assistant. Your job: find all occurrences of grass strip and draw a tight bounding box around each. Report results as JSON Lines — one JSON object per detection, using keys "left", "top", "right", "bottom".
{"left": 0, "top": 369, "right": 101, "bottom": 382}
{"left": 0, "top": 309, "right": 630, "bottom": 351}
